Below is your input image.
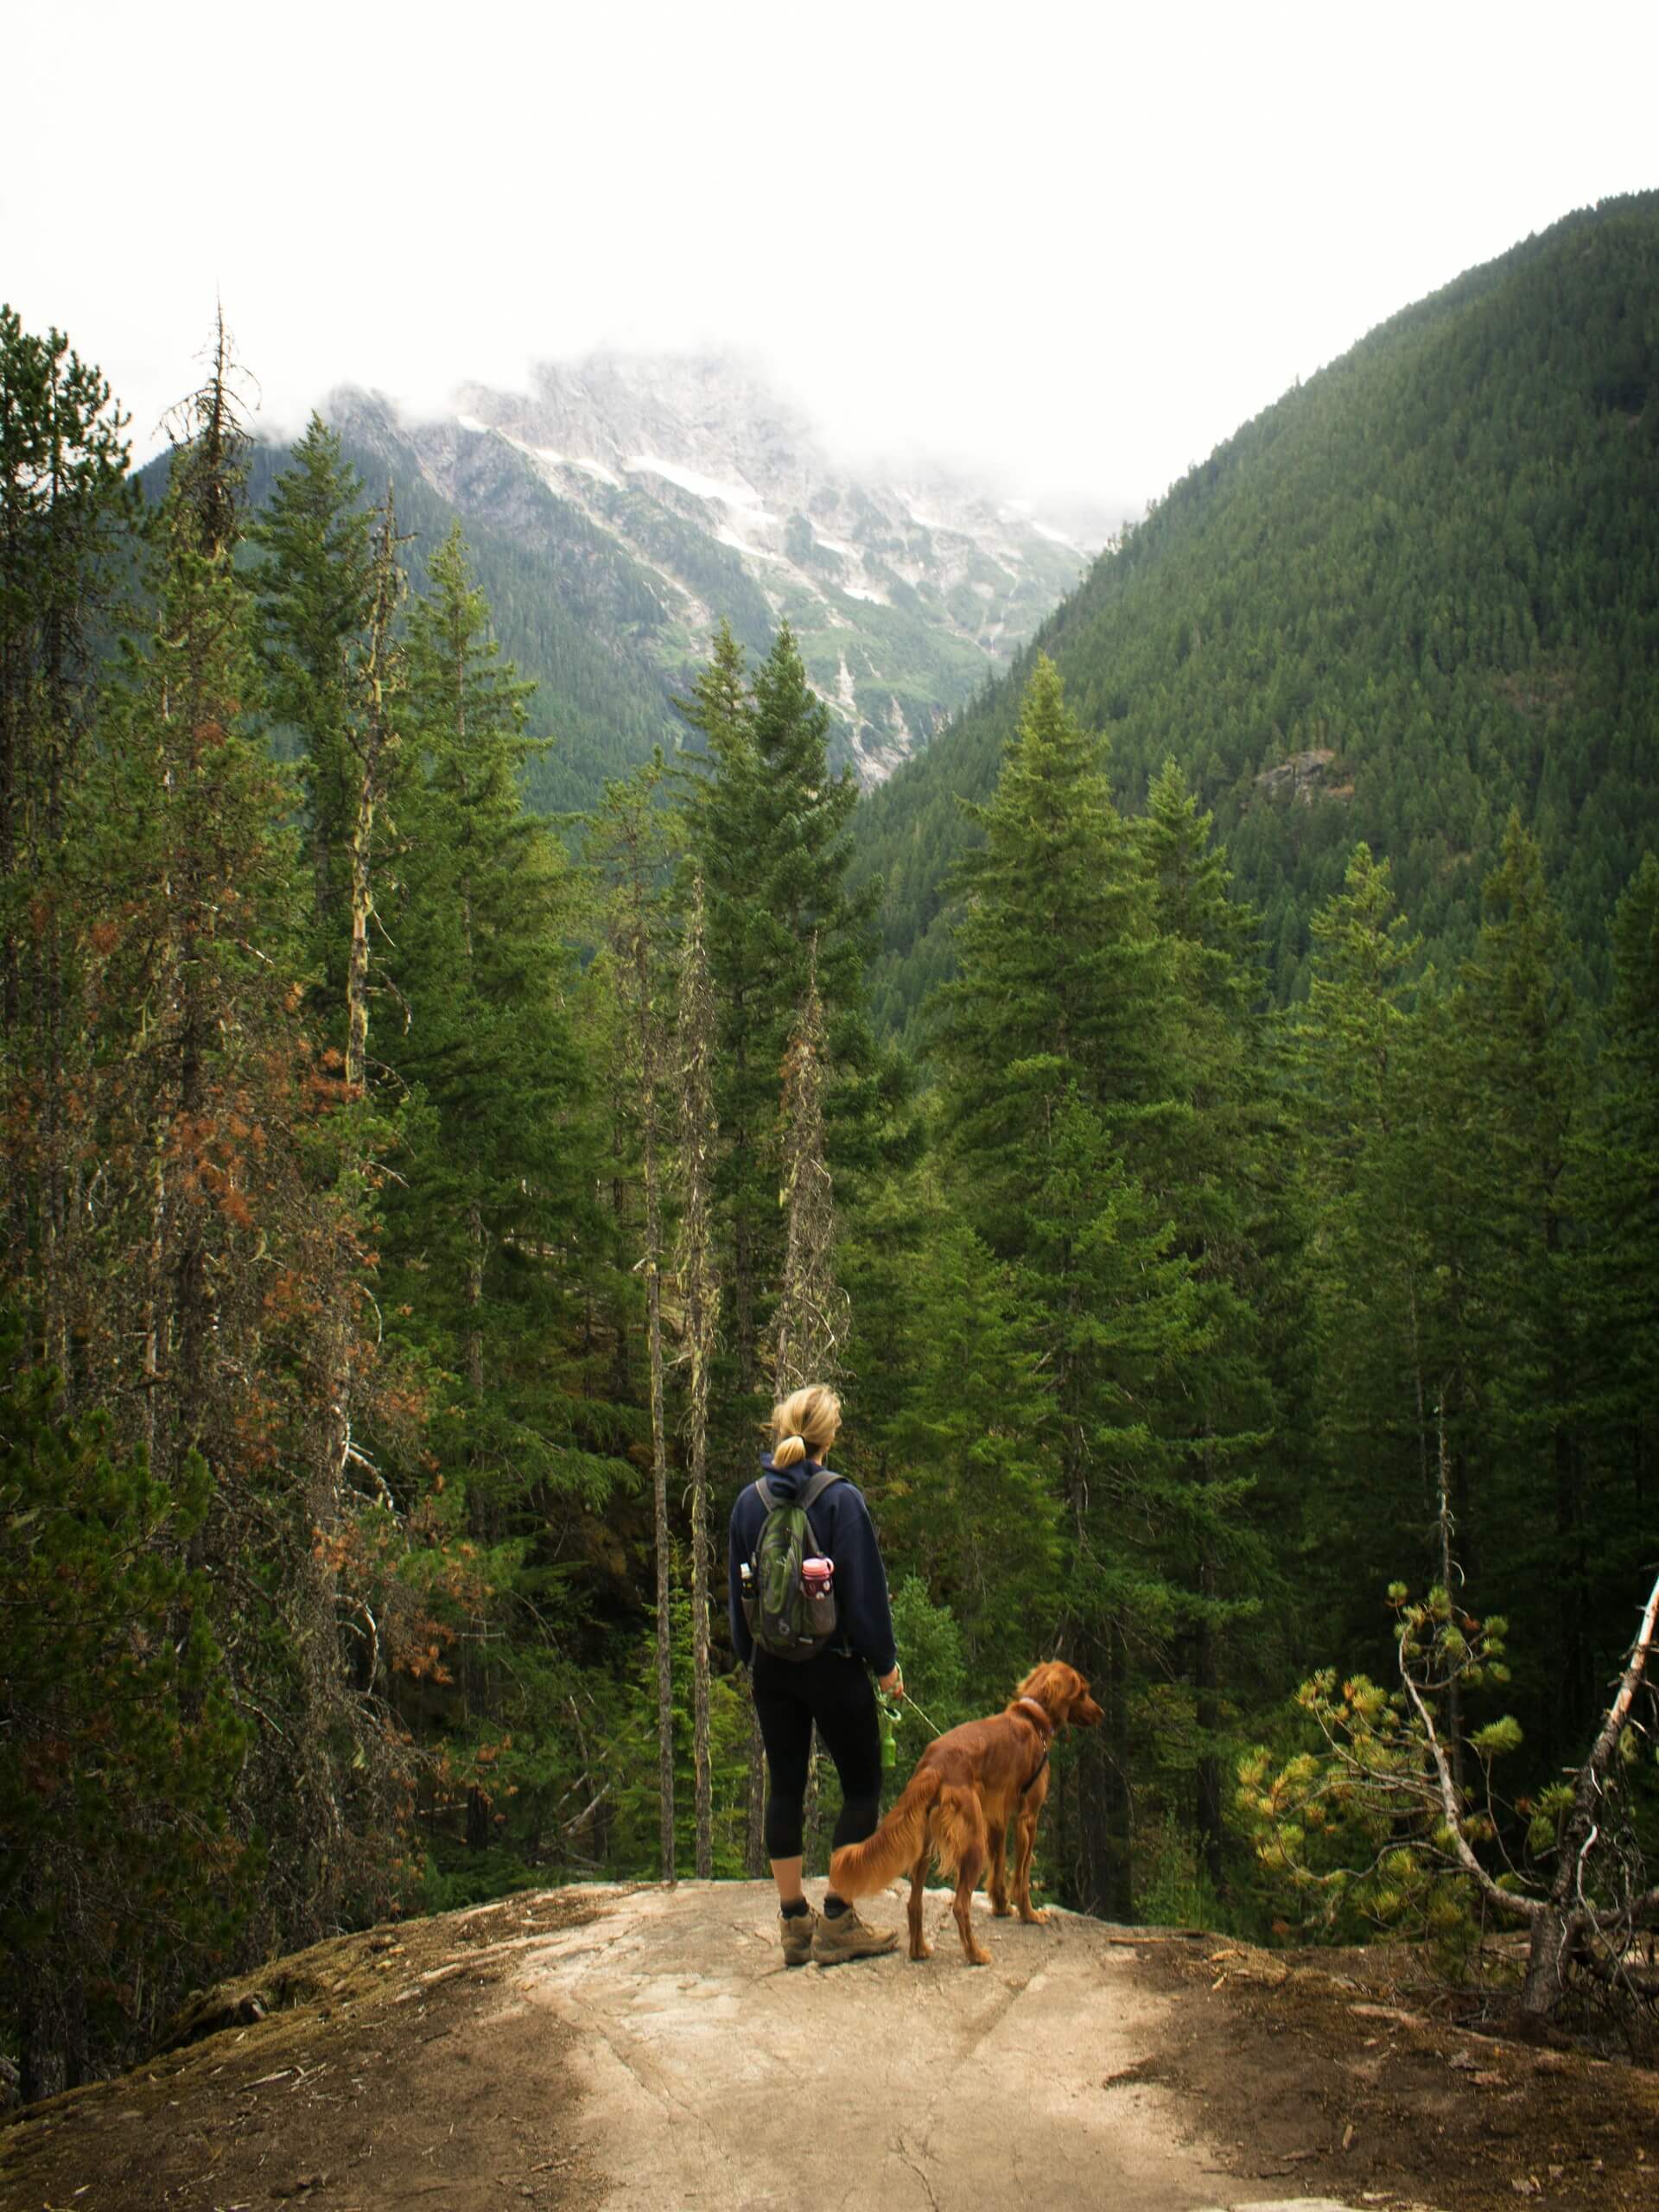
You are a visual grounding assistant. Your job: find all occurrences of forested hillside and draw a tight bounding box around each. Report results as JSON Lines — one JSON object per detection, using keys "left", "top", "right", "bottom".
{"left": 855, "top": 191, "right": 1659, "bottom": 1035}
{"left": 241, "top": 432, "right": 682, "bottom": 816}
{"left": 3, "top": 256, "right": 1656, "bottom": 2114}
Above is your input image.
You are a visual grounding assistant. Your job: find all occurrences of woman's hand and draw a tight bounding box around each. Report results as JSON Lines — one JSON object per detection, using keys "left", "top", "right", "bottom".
{"left": 879, "top": 1664, "right": 904, "bottom": 1698}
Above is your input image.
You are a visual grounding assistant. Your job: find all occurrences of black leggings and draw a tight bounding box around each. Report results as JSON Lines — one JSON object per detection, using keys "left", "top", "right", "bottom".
{"left": 751, "top": 1646, "right": 883, "bottom": 1863}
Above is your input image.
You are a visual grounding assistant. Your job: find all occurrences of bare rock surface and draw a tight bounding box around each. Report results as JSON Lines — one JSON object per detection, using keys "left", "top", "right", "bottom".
{"left": 32, "top": 1879, "right": 1643, "bottom": 2209}
{"left": 508, "top": 1879, "right": 1372, "bottom": 2212}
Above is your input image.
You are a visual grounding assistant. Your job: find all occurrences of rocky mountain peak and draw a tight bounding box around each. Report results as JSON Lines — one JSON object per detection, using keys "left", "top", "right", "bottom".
{"left": 336, "top": 353, "right": 1125, "bottom": 785}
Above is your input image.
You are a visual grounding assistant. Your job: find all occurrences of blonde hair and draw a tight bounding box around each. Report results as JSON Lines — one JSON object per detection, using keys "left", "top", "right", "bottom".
{"left": 769, "top": 1383, "right": 842, "bottom": 1470}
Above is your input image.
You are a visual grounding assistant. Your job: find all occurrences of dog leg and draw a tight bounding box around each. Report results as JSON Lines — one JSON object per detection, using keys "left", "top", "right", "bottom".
{"left": 934, "top": 1785, "right": 992, "bottom": 1966}
{"left": 1014, "top": 1805, "right": 1049, "bottom": 1924}
{"left": 907, "top": 1856, "right": 931, "bottom": 1961}
{"left": 951, "top": 1852, "right": 991, "bottom": 1966}
{"left": 987, "top": 1821, "right": 1011, "bottom": 1916}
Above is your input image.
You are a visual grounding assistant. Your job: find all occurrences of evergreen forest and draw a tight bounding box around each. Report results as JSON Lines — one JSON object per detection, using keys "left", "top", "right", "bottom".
{"left": 3, "top": 192, "right": 1657, "bottom": 2102}
{"left": 855, "top": 191, "right": 1659, "bottom": 1033}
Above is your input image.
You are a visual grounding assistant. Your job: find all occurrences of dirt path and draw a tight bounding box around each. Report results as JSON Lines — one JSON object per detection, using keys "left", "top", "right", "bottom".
{"left": 4, "top": 1881, "right": 1654, "bottom": 2212}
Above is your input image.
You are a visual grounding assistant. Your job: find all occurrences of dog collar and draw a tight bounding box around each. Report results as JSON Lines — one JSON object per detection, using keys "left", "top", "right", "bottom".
{"left": 1014, "top": 1697, "right": 1053, "bottom": 1795}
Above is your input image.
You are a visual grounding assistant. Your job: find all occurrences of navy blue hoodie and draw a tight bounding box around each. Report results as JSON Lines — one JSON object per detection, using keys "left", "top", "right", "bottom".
{"left": 727, "top": 1459, "right": 897, "bottom": 1675}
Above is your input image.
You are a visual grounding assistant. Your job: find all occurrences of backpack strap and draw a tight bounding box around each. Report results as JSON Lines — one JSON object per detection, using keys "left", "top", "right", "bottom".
{"left": 796, "top": 1468, "right": 842, "bottom": 1512}
{"left": 752, "top": 1468, "right": 842, "bottom": 1549}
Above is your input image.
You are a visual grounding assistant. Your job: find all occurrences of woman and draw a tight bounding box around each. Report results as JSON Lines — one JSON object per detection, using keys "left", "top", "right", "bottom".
{"left": 728, "top": 1382, "right": 904, "bottom": 1965}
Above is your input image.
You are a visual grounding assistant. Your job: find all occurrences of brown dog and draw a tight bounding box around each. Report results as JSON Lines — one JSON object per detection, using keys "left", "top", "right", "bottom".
{"left": 828, "top": 1661, "right": 1103, "bottom": 1965}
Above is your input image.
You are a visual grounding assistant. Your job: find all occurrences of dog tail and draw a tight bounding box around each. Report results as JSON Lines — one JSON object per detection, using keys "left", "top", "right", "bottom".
{"left": 829, "top": 1765, "right": 944, "bottom": 1896}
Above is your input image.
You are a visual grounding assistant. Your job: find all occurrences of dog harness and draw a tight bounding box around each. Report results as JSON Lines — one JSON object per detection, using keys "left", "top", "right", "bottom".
{"left": 1014, "top": 1695, "right": 1055, "bottom": 1795}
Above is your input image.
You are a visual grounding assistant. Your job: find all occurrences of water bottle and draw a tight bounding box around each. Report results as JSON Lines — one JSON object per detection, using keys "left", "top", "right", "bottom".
{"left": 877, "top": 1690, "right": 899, "bottom": 1772}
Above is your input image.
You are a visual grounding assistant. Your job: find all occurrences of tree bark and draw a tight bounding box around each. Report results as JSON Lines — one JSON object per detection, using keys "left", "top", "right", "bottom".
{"left": 690, "top": 1416, "right": 714, "bottom": 1878}
{"left": 602, "top": 780, "right": 676, "bottom": 1881}
{"left": 467, "top": 1205, "right": 486, "bottom": 1400}
{"left": 1195, "top": 1572, "right": 1224, "bottom": 1898}
{"left": 677, "top": 875, "right": 719, "bottom": 1878}
{"left": 644, "top": 1037, "right": 673, "bottom": 1884}
{"left": 745, "top": 1700, "right": 768, "bottom": 1878}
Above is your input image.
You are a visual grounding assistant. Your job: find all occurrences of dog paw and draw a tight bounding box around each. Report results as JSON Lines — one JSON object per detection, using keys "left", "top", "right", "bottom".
{"left": 966, "top": 1948, "right": 992, "bottom": 1967}
{"left": 1019, "top": 1908, "right": 1051, "bottom": 1925}
{"left": 991, "top": 1902, "right": 1013, "bottom": 1918}
{"left": 909, "top": 1941, "right": 933, "bottom": 1961}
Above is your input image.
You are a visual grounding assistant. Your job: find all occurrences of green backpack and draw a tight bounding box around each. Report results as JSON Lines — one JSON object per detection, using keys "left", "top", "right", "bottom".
{"left": 741, "top": 1469, "right": 842, "bottom": 1661}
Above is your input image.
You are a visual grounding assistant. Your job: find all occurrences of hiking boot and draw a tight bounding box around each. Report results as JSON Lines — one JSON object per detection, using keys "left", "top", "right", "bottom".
{"left": 779, "top": 1906, "right": 817, "bottom": 1967}
{"left": 811, "top": 1902, "right": 897, "bottom": 1965}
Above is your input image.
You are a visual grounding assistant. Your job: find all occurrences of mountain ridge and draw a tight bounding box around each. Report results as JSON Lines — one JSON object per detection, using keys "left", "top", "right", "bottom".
{"left": 851, "top": 190, "right": 1659, "bottom": 1034}
{"left": 328, "top": 351, "right": 1123, "bottom": 788}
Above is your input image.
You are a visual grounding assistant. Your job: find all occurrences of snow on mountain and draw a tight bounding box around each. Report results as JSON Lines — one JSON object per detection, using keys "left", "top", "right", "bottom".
{"left": 334, "top": 353, "right": 1124, "bottom": 785}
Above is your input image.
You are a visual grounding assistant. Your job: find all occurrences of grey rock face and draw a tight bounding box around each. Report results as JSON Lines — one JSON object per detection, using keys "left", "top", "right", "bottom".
{"left": 334, "top": 353, "right": 1123, "bottom": 786}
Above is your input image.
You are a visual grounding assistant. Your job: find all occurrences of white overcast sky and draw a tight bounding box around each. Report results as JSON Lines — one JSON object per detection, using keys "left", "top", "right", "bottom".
{"left": 6, "top": 0, "right": 1656, "bottom": 508}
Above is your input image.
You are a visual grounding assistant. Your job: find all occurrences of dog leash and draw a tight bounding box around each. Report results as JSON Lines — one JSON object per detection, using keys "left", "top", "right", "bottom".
{"left": 880, "top": 1688, "right": 944, "bottom": 1740}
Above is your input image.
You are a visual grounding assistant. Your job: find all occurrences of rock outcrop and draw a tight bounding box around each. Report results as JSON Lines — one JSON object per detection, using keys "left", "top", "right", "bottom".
{"left": 1254, "top": 747, "right": 1353, "bottom": 803}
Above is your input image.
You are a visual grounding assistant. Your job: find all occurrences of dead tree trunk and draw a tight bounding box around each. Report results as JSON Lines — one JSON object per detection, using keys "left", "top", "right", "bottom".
{"left": 332, "top": 491, "right": 402, "bottom": 1527}
{"left": 342, "top": 491, "right": 400, "bottom": 1097}
{"left": 1401, "top": 1565, "right": 1659, "bottom": 2015}
{"left": 766, "top": 953, "right": 849, "bottom": 1395}
{"left": 745, "top": 1704, "right": 768, "bottom": 1878}
{"left": 600, "top": 770, "right": 675, "bottom": 1880}
{"left": 641, "top": 960, "right": 672, "bottom": 1885}
{"left": 675, "top": 874, "right": 720, "bottom": 1878}
{"left": 1194, "top": 1561, "right": 1224, "bottom": 1897}
{"left": 765, "top": 957, "right": 849, "bottom": 1875}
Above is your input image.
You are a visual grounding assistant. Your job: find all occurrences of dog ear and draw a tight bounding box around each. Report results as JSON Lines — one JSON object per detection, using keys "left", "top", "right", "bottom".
{"left": 1063, "top": 1666, "right": 1103, "bottom": 1724}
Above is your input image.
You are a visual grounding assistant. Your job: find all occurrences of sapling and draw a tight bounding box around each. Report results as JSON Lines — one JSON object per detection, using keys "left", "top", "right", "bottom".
{"left": 1240, "top": 1566, "right": 1659, "bottom": 2015}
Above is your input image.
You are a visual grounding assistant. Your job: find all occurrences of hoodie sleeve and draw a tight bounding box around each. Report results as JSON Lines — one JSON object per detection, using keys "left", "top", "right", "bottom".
{"left": 832, "top": 1487, "right": 897, "bottom": 1677}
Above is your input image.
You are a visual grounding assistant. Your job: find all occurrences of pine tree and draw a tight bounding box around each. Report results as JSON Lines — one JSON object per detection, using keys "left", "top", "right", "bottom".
{"left": 677, "top": 621, "right": 877, "bottom": 1420}
{"left": 589, "top": 754, "right": 679, "bottom": 1879}
{"left": 931, "top": 659, "right": 1218, "bottom": 1916}
{"left": 1290, "top": 843, "right": 1441, "bottom": 1643}
{"left": 1445, "top": 813, "right": 1588, "bottom": 1748}
{"left": 377, "top": 525, "right": 619, "bottom": 1860}
{"left": 1136, "top": 760, "right": 1274, "bottom": 1894}
{"left": 1579, "top": 853, "right": 1659, "bottom": 1503}
{"left": 0, "top": 307, "right": 137, "bottom": 1352}
{"left": 251, "top": 412, "right": 374, "bottom": 979}
{"left": 80, "top": 316, "right": 301, "bottom": 1478}
{"left": 863, "top": 1195, "right": 1060, "bottom": 1704}
{"left": 1564, "top": 854, "right": 1659, "bottom": 1769}
{"left": 69, "top": 315, "right": 397, "bottom": 1957}
{"left": 0, "top": 1308, "right": 246, "bottom": 2099}
{"left": 935, "top": 655, "right": 1166, "bottom": 1216}
{"left": 385, "top": 521, "right": 572, "bottom": 1431}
